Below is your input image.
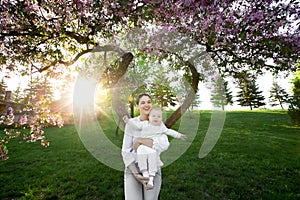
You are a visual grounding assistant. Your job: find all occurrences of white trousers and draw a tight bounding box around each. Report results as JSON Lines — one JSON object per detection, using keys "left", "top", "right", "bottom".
{"left": 136, "top": 145, "right": 158, "bottom": 176}
{"left": 124, "top": 164, "right": 161, "bottom": 200}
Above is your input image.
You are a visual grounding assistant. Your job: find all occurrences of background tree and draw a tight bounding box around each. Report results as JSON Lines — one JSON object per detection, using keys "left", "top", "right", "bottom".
{"left": 22, "top": 75, "right": 54, "bottom": 106}
{"left": 210, "top": 77, "right": 233, "bottom": 110}
{"left": 11, "top": 84, "right": 25, "bottom": 104}
{"left": 150, "top": 78, "right": 177, "bottom": 109}
{"left": 148, "top": 63, "right": 178, "bottom": 109}
{"left": 288, "top": 69, "right": 300, "bottom": 125}
{"left": 0, "top": 79, "right": 7, "bottom": 102}
{"left": 190, "top": 91, "right": 201, "bottom": 110}
{"left": 172, "top": 75, "right": 201, "bottom": 111}
{"left": 269, "top": 81, "right": 290, "bottom": 109}
{"left": 235, "top": 72, "right": 266, "bottom": 110}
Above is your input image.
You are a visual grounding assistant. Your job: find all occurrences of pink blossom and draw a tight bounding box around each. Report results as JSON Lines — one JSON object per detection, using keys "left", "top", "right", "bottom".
{"left": 41, "top": 140, "right": 50, "bottom": 147}
{"left": 19, "top": 115, "right": 28, "bottom": 125}
{"left": 0, "top": 145, "right": 8, "bottom": 161}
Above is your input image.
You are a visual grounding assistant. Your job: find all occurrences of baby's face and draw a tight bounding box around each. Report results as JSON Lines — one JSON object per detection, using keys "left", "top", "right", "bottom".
{"left": 149, "top": 110, "right": 162, "bottom": 126}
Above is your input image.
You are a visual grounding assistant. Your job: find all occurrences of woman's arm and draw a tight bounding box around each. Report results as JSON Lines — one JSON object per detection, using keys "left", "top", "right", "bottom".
{"left": 121, "top": 134, "right": 136, "bottom": 167}
{"left": 133, "top": 138, "right": 153, "bottom": 150}
{"left": 122, "top": 118, "right": 152, "bottom": 188}
{"left": 122, "top": 131, "right": 151, "bottom": 188}
{"left": 133, "top": 135, "right": 170, "bottom": 153}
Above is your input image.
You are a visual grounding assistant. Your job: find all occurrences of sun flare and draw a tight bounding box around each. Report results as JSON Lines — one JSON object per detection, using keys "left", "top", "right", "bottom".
{"left": 73, "top": 76, "right": 97, "bottom": 107}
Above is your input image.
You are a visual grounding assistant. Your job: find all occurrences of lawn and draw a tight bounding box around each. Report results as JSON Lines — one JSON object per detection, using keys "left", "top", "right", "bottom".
{"left": 0, "top": 110, "right": 299, "bottom": 200}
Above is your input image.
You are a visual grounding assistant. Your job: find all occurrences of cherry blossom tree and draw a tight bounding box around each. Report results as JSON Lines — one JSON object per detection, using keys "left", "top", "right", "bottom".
{"left": 1, "top": 1, "right": 298, "bottom": 74}
{"left": 0, "top": 0, "right": 144, "bottom": 73}
{"left": 143, "top": 0, "right": 299, "bottom": 74}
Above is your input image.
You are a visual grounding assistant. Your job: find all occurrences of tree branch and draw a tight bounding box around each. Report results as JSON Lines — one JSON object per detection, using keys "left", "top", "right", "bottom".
{"left": 37, "top": 45, "right": 126, "bottom": 72}
{"left": 64, "top": 30, "right": 90, "bottom": 44}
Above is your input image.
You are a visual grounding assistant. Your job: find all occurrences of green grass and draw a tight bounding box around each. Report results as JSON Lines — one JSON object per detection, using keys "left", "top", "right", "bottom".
{"left": 0, "top": 110, "right": 299, "bottom": 200}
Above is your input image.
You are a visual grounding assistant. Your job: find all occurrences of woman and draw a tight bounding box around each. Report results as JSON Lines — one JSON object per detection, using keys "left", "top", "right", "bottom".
{"left": 121, "top": 94, "right": 170, "bottom": 200}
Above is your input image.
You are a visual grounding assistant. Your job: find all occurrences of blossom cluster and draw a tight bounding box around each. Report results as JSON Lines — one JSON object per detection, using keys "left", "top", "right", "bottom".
{"left": 0, "top": 106, "right": 64, "bottom": 161}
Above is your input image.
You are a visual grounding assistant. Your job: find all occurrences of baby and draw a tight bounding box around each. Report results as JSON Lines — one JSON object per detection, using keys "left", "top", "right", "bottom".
{"left": 124, "top": 107, "right": 186, "bottom": 188}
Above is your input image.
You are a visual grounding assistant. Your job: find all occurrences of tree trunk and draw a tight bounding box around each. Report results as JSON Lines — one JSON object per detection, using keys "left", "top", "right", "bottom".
{"left": 165, "top": 62, "right": 200, "bottom": 128}
{"left": 279, "top": 100, "right": 284, "bottom": 109}
{"left": 110, "top": 52, "right": 134, "bottom": 119}
{"left": 109, "top": 52, "right": 134, "bottom": 137}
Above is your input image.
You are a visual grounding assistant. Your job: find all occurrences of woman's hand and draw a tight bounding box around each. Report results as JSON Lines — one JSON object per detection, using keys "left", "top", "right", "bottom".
{"left": 134, "top": 174, "right": 149, "bottom": 186}
{"left": 128, "top": 162, "right": 153, "bottom": 190}
{"left": 133, "top": 138, "right": 153, "bottom": 150}
{"left": 133, "top": 140, "right": 141, "bottom": 151}
{"left": 134, "top": 174, "right": 154, "bottom": 190}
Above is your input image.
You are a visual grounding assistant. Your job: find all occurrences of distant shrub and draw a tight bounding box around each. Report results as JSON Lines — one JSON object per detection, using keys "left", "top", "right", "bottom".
{"left": 288, "top": 69, "right": 300, "bottom": 126}
{"left": 288, "top": 109, "right": 300, "bottom": 126}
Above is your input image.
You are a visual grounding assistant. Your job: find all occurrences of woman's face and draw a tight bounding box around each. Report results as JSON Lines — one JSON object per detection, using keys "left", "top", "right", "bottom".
{"left": 137, "top": 95, "right": 152, "bottom": 118}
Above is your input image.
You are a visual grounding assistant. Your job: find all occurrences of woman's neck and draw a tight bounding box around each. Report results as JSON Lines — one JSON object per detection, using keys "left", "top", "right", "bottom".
{"left": 139, "top": 114, "right": 148, "bottom": 121}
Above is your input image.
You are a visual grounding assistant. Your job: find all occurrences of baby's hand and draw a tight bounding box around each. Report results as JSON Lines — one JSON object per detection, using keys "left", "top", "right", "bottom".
{"left": 122, "top": 115, "right": 129, "bottom": 123}
{"left": 180, "top": 134, "right": 187, "bottom": 141}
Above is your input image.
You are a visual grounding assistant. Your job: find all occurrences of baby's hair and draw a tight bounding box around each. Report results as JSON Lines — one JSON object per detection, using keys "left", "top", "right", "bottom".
{"left": 149, "top": 107, "right": 162, "bottom": 114}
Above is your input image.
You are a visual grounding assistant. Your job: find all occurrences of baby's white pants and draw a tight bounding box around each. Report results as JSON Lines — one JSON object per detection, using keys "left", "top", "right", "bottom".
{"left": 136, "top": 144, "right": 158, "bottom": 176}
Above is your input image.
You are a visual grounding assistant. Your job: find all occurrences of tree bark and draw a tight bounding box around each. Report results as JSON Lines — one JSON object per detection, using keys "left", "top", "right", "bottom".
{"left": 165, "top": 62, "right": 200, "bottom": 128}
{"left": 110, "top": 52, "right": 134, "bottom": 119}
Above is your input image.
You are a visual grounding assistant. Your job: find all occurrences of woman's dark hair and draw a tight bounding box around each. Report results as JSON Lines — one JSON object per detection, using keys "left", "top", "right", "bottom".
{"left": 136, "top": 93, "right": 151, "bottom": 105}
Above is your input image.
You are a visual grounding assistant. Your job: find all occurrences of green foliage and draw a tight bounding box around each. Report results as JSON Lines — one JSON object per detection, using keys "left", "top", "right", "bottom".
{"left": 150, "top": 75, "right": 177, "bottom": 108}
{"left": 22, "top": 75, "right": 55, "bottom": 106}
{"left": 125, "top": 56, "right": 180, "bottom": 109}
{"left": 288, "top": 69, "right": 300, "bottom": 125}
{"left": 269, "top": 81, "right": 289, "bottom": 109}
{"left": 190, "top": 91, "right": 201, "bottom": 110}
{"left": 0, "top": 78, "right": 7, "bottom": 102}
{"left": 235, "top": 72, "right": 266, "bottom": 110}
{"left": 11, "top": 84, "right": 24, "bottom": 104}
{"left": 210, "top": 77, "right": 233, "bottom": 110}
